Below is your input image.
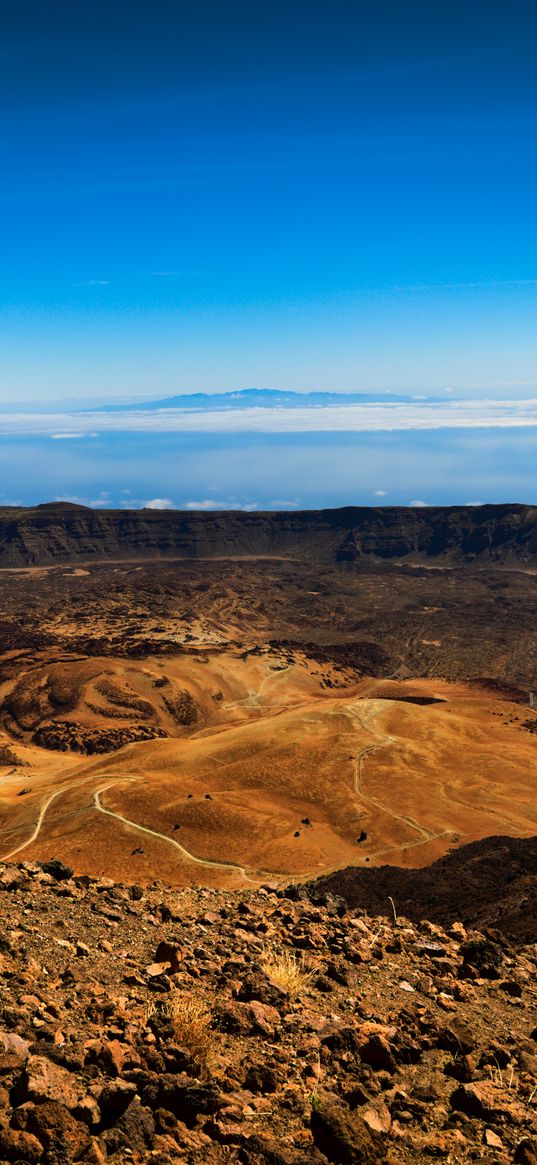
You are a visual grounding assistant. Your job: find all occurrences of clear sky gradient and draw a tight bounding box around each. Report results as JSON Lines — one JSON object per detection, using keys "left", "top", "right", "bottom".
{"left": 2, "top": 0, "right": 537, "bottom": 401}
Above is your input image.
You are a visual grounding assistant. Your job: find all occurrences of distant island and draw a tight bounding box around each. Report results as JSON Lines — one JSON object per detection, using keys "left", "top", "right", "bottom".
{"left": 95, "top": 387, "right": 440, "bottom": 412}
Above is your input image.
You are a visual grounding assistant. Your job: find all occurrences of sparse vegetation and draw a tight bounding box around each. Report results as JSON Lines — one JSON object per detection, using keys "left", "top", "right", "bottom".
{"left": 0, "top": 743, "right": 27, "bottom": 766}
{"left": 95, "top": 677, "right": 155, "bottom": 716}
{"left": 166, "top": 990, "right": 214, "bottom": 1071}
{"left": 261, "top": 946, "right": 315, "bottom": 997}
{"left": 163, "top": 689, "right": 199, "bottom": 725}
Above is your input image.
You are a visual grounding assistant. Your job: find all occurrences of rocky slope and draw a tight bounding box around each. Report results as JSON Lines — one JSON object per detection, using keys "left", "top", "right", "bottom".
{"left": 2, "top": 502, "right": 537, "bottom": 567}
{"left": 0, "top": 859, "right": 537, "bottom": 1164}
{"left": 305, "top": 836, "right": 537, "bottom": 945}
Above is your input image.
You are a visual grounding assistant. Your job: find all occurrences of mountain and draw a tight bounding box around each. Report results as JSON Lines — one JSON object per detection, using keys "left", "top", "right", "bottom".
{"left": 95, "top": 387, "right": 439, "bottom": 411}
{"left": 0, "top": 501, "right": 537, "bottom": 568}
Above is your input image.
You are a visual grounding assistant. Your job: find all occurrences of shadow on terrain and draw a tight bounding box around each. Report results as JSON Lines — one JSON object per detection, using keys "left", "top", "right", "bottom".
{"left": 303, "top": 834, "right": 537, "bottom": 944}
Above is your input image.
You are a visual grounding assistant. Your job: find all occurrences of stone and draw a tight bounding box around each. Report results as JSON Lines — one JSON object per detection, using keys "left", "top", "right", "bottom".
{"left": 24, "top": 1100, "right": 91, "bottom": 1161}
{"left": 459, "top": 939, "right": 504, "bottom": 979}
{"left": 84, "top": 1038, "right": 127, "bottom": 1076}
{"left": 484, "top": 1127, "right": 503, "bottom": 1148}
{"left": 360, "top": 1098, "right": 392, "bottom": 1134}
{"left": 244, "top": 1063, "right": 279, "bottom": 1094}
{"left": 0, "top": 869, "right": 24, "bottom": 891}
{"left": 22, "top": 1054, "right": 79, "bottom": 1108}
{"left": 0, "top": 1128, "right": 43, "bottom": 1163}
{"left": 139, "top": 1073, "right": 221, "bottom": 1125}
{"left": 146, "top": 961, "right": 171, "bottom": 978}
{"left": 97, "top": 1079, "right": 137, "bottom": 1123}
{"left": 155, "top": 940, "right": 184, "bottom": 973}
{"left": 320, "top": 1023, "right": 360, "bottom": 1053}
{"left": 245, "top": 1000, "right": 281, "bottom": 1037}
{"left": 356, "top": 1025, "right": 397, "bottom": 1074}
{"left": 450, "top": 1081, "right": 526, "bottom": 1125}
{"left": 437, "top": 1017, "right": 475, "bottom": 1055}
{"left": 39, "top": 859, "right": 73, "bottom": 882}
{"left": 310, "top": 1094, "right": 385, "bottom": 1163}
{"left": 237, "top": 972, "right": 289, "bottom": 1009}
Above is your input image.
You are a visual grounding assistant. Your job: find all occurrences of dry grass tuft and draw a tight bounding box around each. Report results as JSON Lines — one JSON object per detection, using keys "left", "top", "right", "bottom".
{"left": 261, "top": 947, "right": 315, "bottom": 998}
{"left": 166, "top": 991, "right": 214, "bottom": 1070}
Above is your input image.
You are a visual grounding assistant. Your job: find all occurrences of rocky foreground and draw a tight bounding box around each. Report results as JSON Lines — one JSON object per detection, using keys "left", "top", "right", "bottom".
{"left": 0, "top": 862, "right": 536, "bottom": 1165}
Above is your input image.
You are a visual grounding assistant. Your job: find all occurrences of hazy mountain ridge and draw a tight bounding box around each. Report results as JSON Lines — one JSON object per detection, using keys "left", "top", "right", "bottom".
{"left": 0, "top": 501, "right": 537, "bottom": 568}
{"left": 95, "top": 387, "right": 441, "bottom": 412}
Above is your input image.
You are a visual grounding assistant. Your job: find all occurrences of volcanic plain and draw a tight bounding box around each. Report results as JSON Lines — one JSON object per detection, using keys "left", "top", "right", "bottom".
{"left": 0, "top": 503, "right": 536, "bottom": 887}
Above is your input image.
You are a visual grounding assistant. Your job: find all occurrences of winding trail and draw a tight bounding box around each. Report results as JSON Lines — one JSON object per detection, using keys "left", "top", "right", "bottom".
{"left": 1, "top": 779, "right": 95, "bottom": 862}
{"left": 5, "top": 682, "right": 520, "bottom": 879}
{"left": 94, "top": 782, "right": 251, "bottom": 880}
{"left": 1, "top": 773, "right": 251, "bottom": 881}
{"left": 222, "top": 662, "right": 291, "bottom": 713}
{"left": 349, "top": 700, "right": 438, "bottom": 844}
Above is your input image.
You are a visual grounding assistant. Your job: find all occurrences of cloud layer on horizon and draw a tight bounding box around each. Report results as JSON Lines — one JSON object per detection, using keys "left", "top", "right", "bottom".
{"left": 4, "top": 398, "right": 537, "bottom": 438}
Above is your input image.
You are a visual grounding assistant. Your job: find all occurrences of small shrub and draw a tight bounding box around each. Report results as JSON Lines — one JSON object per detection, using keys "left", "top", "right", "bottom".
{"left": 261, "top": 947, "right": 315, "bottom": 998}
{"left": 166, "top": 991, "right": 214, "bottom": 1070}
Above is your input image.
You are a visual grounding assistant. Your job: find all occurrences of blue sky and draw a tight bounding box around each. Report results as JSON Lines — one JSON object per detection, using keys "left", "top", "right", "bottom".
{"left": 2, "top": 0, "right": 537, "bottom": 400}
{"left": 1, "top": 1, "right": 537, "bottom": 506}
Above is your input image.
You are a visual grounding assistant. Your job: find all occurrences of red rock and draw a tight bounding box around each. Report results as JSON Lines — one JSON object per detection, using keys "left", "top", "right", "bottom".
{"left": 145, "top": 961, "right": 171, "bottom": 977}
{"left": 0, "top": 1128, "right": 43, "bottom": 1162}
{"left": 0, "top": 869, "right": 24, "bottom": 891}
{"left": 515, "top": 1139, "right": 537, "bottom": 1165}
{"left": 310, "top": 1094, "right": 385, "bottom": 1163}
{"left": 24, "top": 1101, "right": 91, "bottom": 1160}
{"left": 155, "top": 941, "right": 184, "bottom": 973}
{"left": 245, "top": 1000, "right": 280, "bottom": 1037}
{"left": 0, "top": 1030, "right": 30, "bottom": 1058}
{"left": 79, "top": 1139, "right": 108, "bottom": 1165}
{"left": 23, "top": 1055, "right": 79, "bottom": 1108}
{"left": 484, "top": 1127, "right": 503, "bottom": 1148}
{"left": 360, "top": 1098, "right": 392, "bottom": 1134}
{"left": 355, "top": 1025, "right": 398, "bottom": 1074}
{"left": 84, "top": 1037, "right": 128, "bottom": 1076}
{"left": 450, "top": 1081, "right": 526, "bottom": 1124}
{"left": 102, "top": 1099, "right": 156, "bottom": 1155}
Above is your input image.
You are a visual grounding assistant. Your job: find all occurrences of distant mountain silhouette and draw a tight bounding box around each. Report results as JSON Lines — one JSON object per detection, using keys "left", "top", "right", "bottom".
{"left": 95, "top": 387, "right": 440, "bottom": 411}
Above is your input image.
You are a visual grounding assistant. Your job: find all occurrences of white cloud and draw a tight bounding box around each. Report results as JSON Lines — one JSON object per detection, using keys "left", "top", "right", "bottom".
{"left": 183, "top": 499, "right": 258, "bottom": 511}
{"left": 269, "top": 498, "right": 301, "bottom": 508}
{"left": 184, "top": 499, "right": 220, "bottom": 510}
{"left": 410, "top": 499, "right": 429, "bottom": 507}
{"left": 373, "top": 489, "right": 388, "bottom": 497}
{"left": 74, "top": 279, "right": 110, "bottom": 287}
{"left": 143, "top": 498, "right": 174, "bottom": 510}
{"left": 8, "top": 397, "right": 537, "bottom": 440}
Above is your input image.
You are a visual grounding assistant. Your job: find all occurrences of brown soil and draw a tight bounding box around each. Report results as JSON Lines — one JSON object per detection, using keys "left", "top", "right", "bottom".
{"left": 0, "top": 527, "right": 535, "bottom": 890}
{"left": 0, "top": 646, "right": 535, "bottom": 888}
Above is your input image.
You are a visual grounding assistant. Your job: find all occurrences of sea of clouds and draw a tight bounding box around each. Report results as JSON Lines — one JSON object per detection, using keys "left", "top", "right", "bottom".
{"left": 3, "top": 397, "right": 537, "bottom": 439}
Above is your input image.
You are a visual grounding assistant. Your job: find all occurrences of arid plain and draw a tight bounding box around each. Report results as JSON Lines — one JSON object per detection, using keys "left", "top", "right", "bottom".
{"left": 1, "top": 511, "right": 536, "bottom": 887}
